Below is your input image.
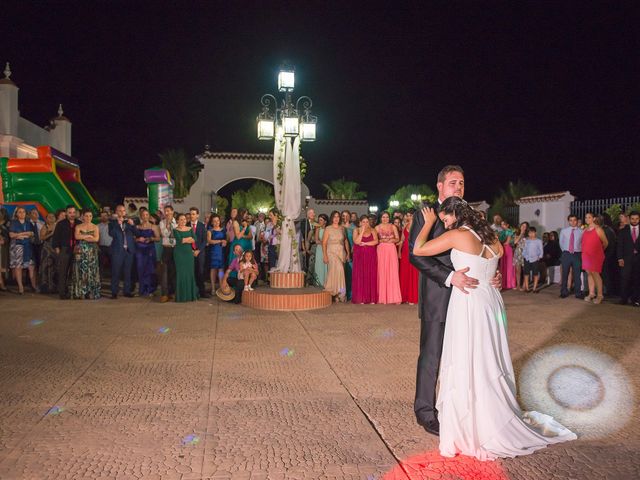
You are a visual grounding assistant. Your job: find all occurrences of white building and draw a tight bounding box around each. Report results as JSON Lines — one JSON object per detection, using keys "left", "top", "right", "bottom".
{"left": 0, "top": 63, "right": 72, "bottom": 158}
{"left": 516, "top": 191, "right": 575, "bottom": 232}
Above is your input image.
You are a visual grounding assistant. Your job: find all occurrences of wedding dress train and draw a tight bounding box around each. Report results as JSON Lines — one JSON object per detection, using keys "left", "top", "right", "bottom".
{"left": 437, "top": 228, "right": 577, "bottom": 460}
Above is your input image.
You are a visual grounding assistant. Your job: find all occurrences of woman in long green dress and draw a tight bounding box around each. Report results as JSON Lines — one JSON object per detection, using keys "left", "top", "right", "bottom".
{"left": 173, "top": 213, "right": 199, "bottom": 302}
{"left": 71, "top": 209, "right": 101, "bottom": 299}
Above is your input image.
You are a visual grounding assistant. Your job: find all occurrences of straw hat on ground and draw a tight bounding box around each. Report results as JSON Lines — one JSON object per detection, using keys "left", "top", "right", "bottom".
{"left": 216, "top": 285, "right": 235, "bottom": 302}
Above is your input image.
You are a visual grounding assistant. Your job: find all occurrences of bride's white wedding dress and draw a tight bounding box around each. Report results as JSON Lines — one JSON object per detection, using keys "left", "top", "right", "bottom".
{"left": 437, "top": 228, "right": 577, "bottom": 460}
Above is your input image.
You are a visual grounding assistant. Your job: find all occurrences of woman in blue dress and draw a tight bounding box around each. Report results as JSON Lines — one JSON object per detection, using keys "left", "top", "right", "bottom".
{"left": 313, "top": 214, "right": 328, "bottom": 288}
{"left": 134, "top": 209, "right": 160, "bottom": 297}
{"left": 8, "top": 206, "right": 38, "bottom": 294}
{"left": 207, "top": 213, "right": 226, "bottom": 294}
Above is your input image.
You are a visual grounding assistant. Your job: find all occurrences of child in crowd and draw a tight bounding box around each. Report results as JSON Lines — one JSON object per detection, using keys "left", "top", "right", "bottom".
{"left": 522, "top": 226, "right": 543, "bottom": 293}
{"left": 238, "top": 250, "right": 258, "bottom": 291}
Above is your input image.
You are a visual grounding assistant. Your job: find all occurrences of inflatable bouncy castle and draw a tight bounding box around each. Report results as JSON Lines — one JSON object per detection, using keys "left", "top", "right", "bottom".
{"left": 0, "top": 146, "right": 98, "bottom": 217}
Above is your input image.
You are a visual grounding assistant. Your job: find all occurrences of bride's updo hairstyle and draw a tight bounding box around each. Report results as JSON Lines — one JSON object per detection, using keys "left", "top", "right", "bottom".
{"left": 440, "top": 196, "right": 497, "bottom": 246}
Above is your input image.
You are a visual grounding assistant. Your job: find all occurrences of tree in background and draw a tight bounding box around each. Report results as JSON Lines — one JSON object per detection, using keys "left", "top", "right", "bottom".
{"left": 388, "top": 184, "right": 437, "bottom": 211}
{"left": 158, "top": 148, "right": 204, "bottom": 198}
{"left": 230, "top": 181, "right": 275, "bottom": 213}
{"left": 489, "top": 180, "right": 539, "bottom": 223}
{"left": 322, "top": 178, "right": 367, "bottom": 200}
{"left": 214, "top": 195, "right": 229, "bottom": 217}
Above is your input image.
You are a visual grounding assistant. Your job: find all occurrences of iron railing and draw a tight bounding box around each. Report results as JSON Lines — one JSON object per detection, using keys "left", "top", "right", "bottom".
{"left": 570, "top": 196, "right": 640, "bottom": 220}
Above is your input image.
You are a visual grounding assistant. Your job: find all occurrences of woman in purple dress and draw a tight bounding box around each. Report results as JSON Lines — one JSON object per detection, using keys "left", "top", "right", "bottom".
{"left": 352, "top": 215, "right": 379, "bottom": 304}
{"left": 135, "top": 209, "right": 160, "bottom": 297}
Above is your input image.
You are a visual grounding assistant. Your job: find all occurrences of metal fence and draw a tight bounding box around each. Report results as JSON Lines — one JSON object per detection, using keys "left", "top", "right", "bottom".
{"left": 502, "top": 205, "right": 520, "bottom": 224}
{"left": 570, "top": 196, "right": 640, "bottom": 220}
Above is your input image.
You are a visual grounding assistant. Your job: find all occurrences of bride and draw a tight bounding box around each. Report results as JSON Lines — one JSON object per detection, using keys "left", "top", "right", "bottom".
{"left": 413, "top": 196, "right": 576, "bottom": 461}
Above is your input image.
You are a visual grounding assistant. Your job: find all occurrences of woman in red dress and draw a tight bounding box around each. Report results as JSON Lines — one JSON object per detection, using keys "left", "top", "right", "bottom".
{"left": 352, "top": 215, "right": 379, "bottom": 304}
{"left": 582, "top": 212, "right": 609, "bottom": 304}
{"left": 399, "top": 209, "right": 419, "bottom": 304}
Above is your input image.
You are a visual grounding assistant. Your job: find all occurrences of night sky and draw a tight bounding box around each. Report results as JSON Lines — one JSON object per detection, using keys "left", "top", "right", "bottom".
{"left": 5, "top": 2, "right": 638, "bottom": 207}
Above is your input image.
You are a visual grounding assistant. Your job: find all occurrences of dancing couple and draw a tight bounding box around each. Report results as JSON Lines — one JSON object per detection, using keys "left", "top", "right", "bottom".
{"left": 409, "top": 165, "right": 576, "bottom": 461}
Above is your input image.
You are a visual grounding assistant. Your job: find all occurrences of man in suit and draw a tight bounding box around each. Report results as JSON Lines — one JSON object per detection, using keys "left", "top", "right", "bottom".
{"left": 617, "top": 210, "right": 640, "bottom": 306}
{"left": 109, "top": 204, "right": 136, "bottom": 298}
{"left": 188, "top": 207, "right": 208, "bottom": 298}
{"left": 409, "top": 165, "right": 500, "bottom": 436}
{"left": 299, "top": 208, "right": 316, "bottom": 274}
{"left": 51, "top": 204, "right": 79, "bottom": 299}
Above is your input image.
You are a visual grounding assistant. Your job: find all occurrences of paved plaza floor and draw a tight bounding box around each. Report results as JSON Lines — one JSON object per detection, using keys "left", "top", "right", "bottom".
{"left": 0, "top": 286, "right": 638, "bottom": 480}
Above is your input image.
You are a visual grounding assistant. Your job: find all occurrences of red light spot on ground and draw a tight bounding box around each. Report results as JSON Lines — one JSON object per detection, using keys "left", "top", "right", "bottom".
{"left": 382, "top": 450, "right": 508, "bottom": 480}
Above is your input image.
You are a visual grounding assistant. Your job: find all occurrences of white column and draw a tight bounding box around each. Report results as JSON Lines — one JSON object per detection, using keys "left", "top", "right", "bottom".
{"left": 0, "top": 63, "right": 19, "bottom": 136}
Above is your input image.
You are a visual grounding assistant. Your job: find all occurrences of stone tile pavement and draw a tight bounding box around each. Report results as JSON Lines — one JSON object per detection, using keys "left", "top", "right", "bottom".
{"left": 0, "top": 286, "right": 638, "bottom": 479}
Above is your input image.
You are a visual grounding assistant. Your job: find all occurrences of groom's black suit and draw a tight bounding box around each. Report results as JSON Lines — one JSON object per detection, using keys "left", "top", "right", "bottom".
{"left": 409, "top": 201, "right": 455, "bottom": 423}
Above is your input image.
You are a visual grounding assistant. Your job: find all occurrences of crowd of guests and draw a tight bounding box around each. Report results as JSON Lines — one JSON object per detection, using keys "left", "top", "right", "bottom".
{"left": 299, "top": 208, "right": 421, "bottom": 304}
{"left": 490, "top": 211, "right": 640, "bottom": 307}
{"left": 1, "top": 202, "right": 638, "bottom": 308}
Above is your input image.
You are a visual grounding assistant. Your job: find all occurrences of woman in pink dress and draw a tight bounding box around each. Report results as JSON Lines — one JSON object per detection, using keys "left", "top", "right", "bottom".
{"left": 375, "top": 211, "right": 402, "bottom": 304}
{"left": 399, "top": 209, "right": 419, "bottom": 304}
{"left": 352, "top": 215, "right": 379, "bottom": 304}
{"left": 582, "top": 212, "right": 608, "bottom": 304}
{"left": 499, "top": 220, "right": 516, "bottom": 289}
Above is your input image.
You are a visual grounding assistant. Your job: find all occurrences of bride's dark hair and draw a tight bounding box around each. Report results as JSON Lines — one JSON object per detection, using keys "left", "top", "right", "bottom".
{"left": 440, "top": 196, "right": 497, "bottom": 245}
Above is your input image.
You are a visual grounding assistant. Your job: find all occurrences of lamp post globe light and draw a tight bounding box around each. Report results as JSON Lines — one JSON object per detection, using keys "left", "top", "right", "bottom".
{"left": 369, "top": 206, "right": 379, "bottom": 214}
{"left": 257, "top": 65, "right": 317, "bottom": 143}
{"left": 389, "top": 200, "right": 400, "bottom": 209}
{"left": 256, "top": 64, "right": 317, "bottom": 273}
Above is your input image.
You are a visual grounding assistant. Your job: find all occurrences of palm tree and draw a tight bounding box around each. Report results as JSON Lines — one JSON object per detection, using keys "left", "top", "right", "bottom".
{"left": 388, "top": 184, "right": 437, "bottom": 210}
{"left": 158, "top": 148, "right": 204, "bottom": 198}
{"left": 321, "top": 178, "right": 367, "bottom": 200}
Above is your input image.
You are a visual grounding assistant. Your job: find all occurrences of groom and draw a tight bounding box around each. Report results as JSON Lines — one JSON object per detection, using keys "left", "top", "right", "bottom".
{"left": 409, "top": 165, "right": 500, "bottom": 436}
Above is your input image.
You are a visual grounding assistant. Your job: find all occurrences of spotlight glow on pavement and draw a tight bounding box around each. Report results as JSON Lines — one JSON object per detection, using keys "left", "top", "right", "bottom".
{"left": 157, "top": 327, "right": 171, "bottom": 334}
{"left": 519, "top": 344, "right": 634, "bottom": 439}
{"left": 29, "top": 319, "right": 44, "bottom": 327}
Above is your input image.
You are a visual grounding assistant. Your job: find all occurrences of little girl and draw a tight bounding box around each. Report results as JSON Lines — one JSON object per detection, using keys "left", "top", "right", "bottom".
{"left": 238, "top": 250, "right": 258, "bottom": 291}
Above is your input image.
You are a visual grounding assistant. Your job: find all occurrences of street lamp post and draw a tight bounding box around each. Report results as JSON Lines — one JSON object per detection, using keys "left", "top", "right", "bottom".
{"left": 256, "top": 64, "right": 317, "bottom": 273}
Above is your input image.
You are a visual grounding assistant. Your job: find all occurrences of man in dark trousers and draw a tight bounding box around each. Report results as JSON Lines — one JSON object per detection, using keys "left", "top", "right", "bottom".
{"left": 51, "top": 205, "right": 79, "bottom": 299}
{"left": 409, "top": 165, "right": 500, "bottom": 436}
{"left": 188, "top": 207, "right": 208, "bottom": 298}
{"left": 109, "top": 204, "right": 137, "bottom": 299}
{"left": 617, "top": 210, "right": 640, "bottom": 306}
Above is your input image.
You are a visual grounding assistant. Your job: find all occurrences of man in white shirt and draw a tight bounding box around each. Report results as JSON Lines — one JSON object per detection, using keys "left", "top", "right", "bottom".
{"left": 159, "top": 205, "right": 177, "bottom": 302}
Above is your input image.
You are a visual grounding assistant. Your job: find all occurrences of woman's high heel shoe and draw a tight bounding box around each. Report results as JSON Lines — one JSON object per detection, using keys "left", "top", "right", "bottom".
{"left": 593, "top": 296, "right": 603, "bottom": 304}
{"left": 584, "top": 295, "right": 595, "bottom": 302}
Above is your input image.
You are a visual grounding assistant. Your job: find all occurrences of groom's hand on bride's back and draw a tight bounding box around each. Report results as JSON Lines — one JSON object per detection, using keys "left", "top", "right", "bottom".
{"left": 451, "top": 267, "right": 479, "bottom": 294}
{"left": 491, "top": 270, "right": 502, "bottom": 290}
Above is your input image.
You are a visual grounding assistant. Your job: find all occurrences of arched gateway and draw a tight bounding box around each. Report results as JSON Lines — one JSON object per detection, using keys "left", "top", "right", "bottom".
{"left": 181, "top": 150, "right": 310, "bottom": 217}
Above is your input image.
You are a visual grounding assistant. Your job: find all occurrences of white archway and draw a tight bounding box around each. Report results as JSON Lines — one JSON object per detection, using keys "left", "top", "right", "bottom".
{"left": 181, "top": 151, "right": 310, "bottom": 216}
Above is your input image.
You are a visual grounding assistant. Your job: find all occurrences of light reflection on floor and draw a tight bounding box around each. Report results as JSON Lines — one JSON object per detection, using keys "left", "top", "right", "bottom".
{"left": 382, "top": 450, "right": 507, "bottom": 480}
{"left": 519, "top": 344, "right": 634, "bottom": 439}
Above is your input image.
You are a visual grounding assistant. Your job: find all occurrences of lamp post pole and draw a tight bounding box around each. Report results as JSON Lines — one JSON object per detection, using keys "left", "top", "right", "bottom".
{"left": 256, "top": 65, "right": 317, "bottom": 273}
